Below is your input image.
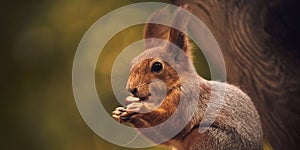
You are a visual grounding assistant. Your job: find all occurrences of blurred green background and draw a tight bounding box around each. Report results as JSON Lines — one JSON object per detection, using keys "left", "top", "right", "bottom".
{"left": 0, "top": 0, "right": 210, "bottom": 149}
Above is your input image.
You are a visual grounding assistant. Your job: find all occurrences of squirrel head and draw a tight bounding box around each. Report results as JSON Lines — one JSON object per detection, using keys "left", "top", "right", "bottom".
{"left": 126, "top": 8, "right": 198, "bottom": 100}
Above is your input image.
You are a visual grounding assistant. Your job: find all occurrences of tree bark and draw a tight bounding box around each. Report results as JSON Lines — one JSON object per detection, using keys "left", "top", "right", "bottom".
{"left": 168, "top": 0, "right": 300, "bottom": 149}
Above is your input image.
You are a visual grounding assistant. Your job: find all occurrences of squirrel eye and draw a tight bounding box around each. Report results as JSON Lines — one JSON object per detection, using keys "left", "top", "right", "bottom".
{"left": 151, "top": 62, "right": 163, "bottom": 72}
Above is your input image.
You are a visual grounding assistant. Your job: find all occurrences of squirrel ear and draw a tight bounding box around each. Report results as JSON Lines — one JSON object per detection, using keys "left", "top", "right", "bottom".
{"left": 169, "top": 28, "right": 190, "bottom": 55}
{"left": 144, "top": 5, "right": 193, "bottom": 60}
{"left": 144, "top": 7, "right": 171, "bottom": 49}
{"left": 168, "top": 6, "right": 192, "bottom": 60}
{"left": 144, "top": 24, "right": 169, "bottom": 49}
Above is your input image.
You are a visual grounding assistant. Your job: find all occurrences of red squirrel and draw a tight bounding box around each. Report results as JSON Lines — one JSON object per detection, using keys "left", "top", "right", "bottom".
{"left": 112, "top": 7, "right": 263, "bottom": 150}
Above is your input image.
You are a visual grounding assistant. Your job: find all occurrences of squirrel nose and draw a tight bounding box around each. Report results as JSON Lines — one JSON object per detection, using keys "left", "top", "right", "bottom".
{"left": 128, "top": 88, "right": 138, "bottom": 95}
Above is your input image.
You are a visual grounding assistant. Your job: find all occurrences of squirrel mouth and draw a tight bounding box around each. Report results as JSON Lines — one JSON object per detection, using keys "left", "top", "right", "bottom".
{"left": 139, "top": 96, "right": 149, "bottom": 101}
{"left": 137, "top": 94, "right": 151, "bottom": 101}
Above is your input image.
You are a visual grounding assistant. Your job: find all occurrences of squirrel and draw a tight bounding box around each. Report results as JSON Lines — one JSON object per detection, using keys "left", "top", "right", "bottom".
{"left": 112, "top": 7, "right": 263, "bottom": 150}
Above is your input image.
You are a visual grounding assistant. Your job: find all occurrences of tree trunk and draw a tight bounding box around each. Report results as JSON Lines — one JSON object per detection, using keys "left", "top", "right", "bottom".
{"left": 169, "top": 0, "right": 299, "bottom": 149}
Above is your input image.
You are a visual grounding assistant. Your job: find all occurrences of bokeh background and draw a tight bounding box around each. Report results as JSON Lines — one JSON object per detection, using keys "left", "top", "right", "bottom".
{"left": 1, "top": 0, "right": 210, "bottom": 149}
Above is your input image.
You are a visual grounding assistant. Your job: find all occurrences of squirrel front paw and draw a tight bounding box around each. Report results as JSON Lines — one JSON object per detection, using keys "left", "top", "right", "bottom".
{"left": 112, "top": 103, "right": 148, "bottom": 123}
{"left": 112, "top": 106, "right": 130, "bottom": 123}
{"left": 112, "top": 96, "right": 140, "bottom": 122}
{"left": 112, "top": 96, "right": 153, "bottom": 123}
{"left": 112, "top": 96, "right": 156, "bottom": 124}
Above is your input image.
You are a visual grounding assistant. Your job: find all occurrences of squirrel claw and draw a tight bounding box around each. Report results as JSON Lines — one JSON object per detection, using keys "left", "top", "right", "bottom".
{"left": 120, "top": 116, "right": 130, "bottom": 122}
{"left": 116, "top": 107, "right": 126, "bottom": 112}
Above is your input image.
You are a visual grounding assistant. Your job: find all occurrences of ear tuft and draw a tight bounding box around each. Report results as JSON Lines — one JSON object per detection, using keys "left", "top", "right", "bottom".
{"left": 143, "top": 5, "right": 193, "bottom": 61}
{"left": 144, "top": 23, "right": 169, "bottom": 49}
{"left": 168, "top": 6, "right": 193, "bottom": 60}
{"left": 144, "top": 6, "right": 171, "bottom": 49}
